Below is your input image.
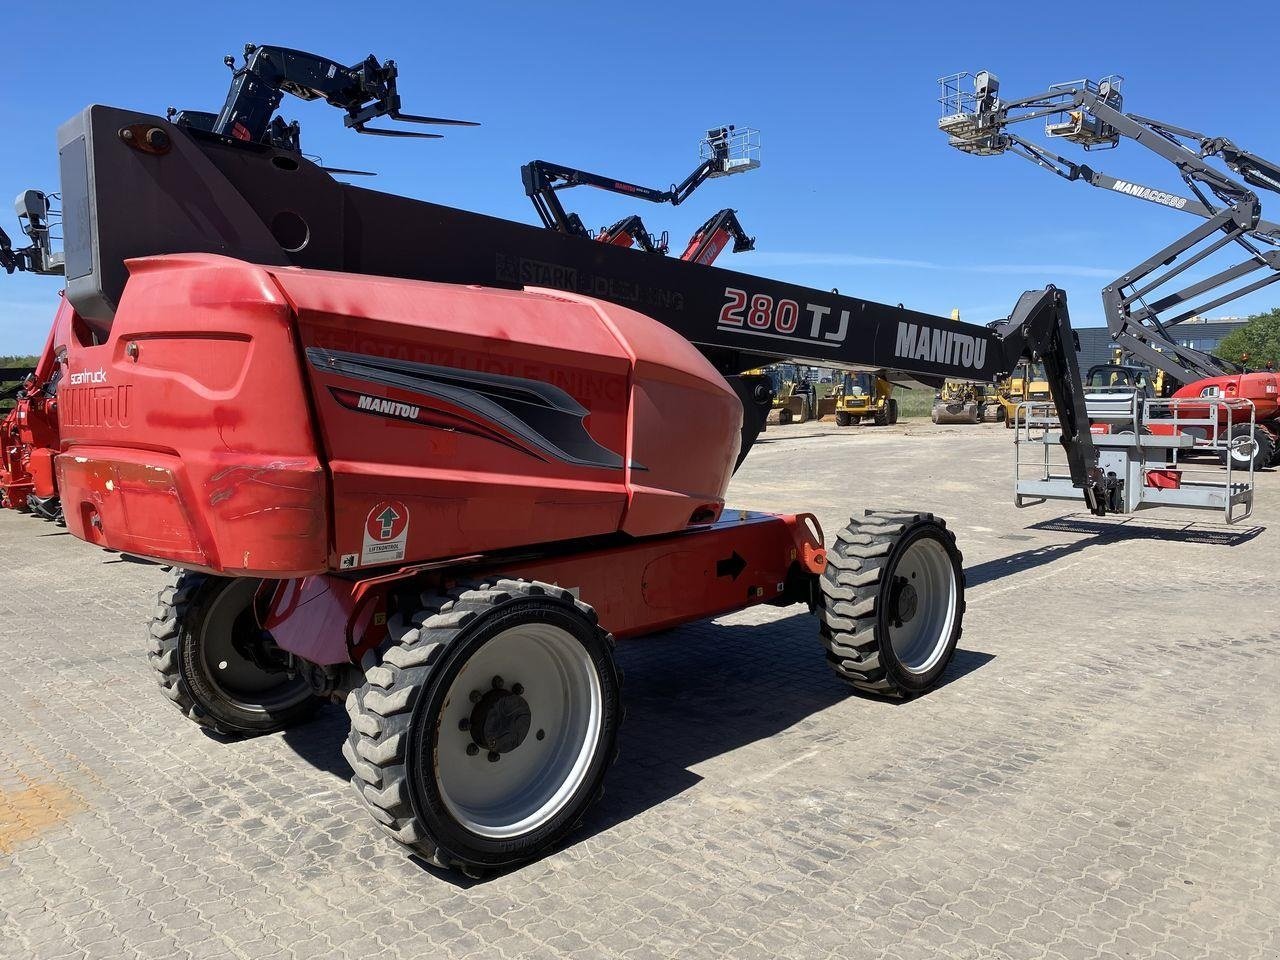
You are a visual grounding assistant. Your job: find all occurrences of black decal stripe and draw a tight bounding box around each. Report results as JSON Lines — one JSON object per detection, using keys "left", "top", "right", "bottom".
{"left": 329, "top": 387, "right": 549, "bottom": 462}
{"left": 309, "top": 348, "right": 630, "bottom": 470}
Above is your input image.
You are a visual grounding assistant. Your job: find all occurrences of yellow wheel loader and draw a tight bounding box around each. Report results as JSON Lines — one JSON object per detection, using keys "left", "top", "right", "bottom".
{"left": 831, "top": 370, "right": 898, "bottom": 426}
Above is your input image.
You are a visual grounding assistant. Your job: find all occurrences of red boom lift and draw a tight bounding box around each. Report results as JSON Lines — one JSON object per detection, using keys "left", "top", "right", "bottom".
{"left": 1, "top": 195, "right": 65, "bottom": 519}
{"left": 3, "top": 44, "right": 1112, "bottom": 875}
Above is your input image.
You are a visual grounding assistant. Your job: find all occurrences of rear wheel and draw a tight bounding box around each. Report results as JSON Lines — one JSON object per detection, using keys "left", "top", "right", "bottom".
{"left": 148, "top": 573, "right": 318, "bottom": 736}
{"left": 344, "top": 580, "right": 621, "bottom": 875}
{"left": 778, "top": 408, "right": 793, "bottom": 426}
{"left": 835, "top": 411, "right": 851, "bottom": 427}
{"left": 888, "top": 399, "right": 899, "bottom": 425}
{"left": 1220, "top": 423, "right": 1274, "bottom": 471}
{"left": 818, "top": 511, "right": 965, "bottom": 697}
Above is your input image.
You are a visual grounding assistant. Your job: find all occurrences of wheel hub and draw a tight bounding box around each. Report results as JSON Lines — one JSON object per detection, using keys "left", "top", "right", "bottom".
{"left": 889, "top": 576, "right": 918, "bottom": 627}
{"left": 470, "top": 686, "right": 532, "bottom": 755}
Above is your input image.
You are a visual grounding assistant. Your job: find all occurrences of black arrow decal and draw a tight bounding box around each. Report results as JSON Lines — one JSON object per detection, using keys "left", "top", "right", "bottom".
{"left": 716, "top": 551, "right": 747, "bottom": 581}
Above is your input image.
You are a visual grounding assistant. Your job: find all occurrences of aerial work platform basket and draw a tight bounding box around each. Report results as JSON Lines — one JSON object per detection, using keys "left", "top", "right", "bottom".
{"left": 1014, "top": 390, "right": 1255, "bottom": 524}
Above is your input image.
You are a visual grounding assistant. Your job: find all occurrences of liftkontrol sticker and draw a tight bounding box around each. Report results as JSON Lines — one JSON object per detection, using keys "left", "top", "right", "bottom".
{"left": 361, "top": 499, "right": 410, "bottom": 566}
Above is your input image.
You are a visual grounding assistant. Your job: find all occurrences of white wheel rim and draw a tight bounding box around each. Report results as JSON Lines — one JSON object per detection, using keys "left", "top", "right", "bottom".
{"left": 434, "top": 622, "right": 603, "bottom": 839}
{"left": 1229, "top": 435, "right": 1257, "bottom": 463}
{"left": 887, "top": 537, "right": 958, "bottom": 675}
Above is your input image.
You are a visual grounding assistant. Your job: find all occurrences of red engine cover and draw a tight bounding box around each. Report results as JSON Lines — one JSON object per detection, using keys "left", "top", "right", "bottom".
{"left": 54, "top": 254, "right": 742, "bottom": 576}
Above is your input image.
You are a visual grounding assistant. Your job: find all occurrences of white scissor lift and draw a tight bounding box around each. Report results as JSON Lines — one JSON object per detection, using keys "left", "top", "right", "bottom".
{"left": 1014, "top": 389, "right": 1255, "bottom": 523}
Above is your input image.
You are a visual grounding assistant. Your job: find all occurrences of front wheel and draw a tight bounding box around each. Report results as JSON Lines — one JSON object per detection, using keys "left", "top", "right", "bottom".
{"left": 888, "top": 398, "right": 899, "bottom": 425}
{"left": 149, "top": 573, "right": 318, "bottom": 735}
{"left": 818, "top": 511, "right": 965, "bottom": 697}
{"left": 344, "top": 580, "right": 621, "bottom": 875}
{"left": 1220, "top": 423, "right": 1274, "bottom": 472}
{"left": 835, "top": 411, "right": 851, "bottom": 427}
{"left": 778, "top": 408, "right": 794, "bottom": 426}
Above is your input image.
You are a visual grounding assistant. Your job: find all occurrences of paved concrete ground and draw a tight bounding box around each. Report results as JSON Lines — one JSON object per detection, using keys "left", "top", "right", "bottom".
{"left": 1, "top": 422, "right": 1277, "bottom": 960}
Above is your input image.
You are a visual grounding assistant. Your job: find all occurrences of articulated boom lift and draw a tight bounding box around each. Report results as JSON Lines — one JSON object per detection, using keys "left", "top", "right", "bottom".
{"left": 522, "top": 127, "right": 758, "bottom": 265}
{"left": 4, "top": 44, "right": 1114, "bottom": 875}
{"left": 937, "top": 71, "right": 1280, "bottom": 390}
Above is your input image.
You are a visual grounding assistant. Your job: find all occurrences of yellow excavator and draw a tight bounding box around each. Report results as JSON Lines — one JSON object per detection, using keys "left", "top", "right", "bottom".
{"left": 932, "top": 380, "right": 1006, "bottom": 424}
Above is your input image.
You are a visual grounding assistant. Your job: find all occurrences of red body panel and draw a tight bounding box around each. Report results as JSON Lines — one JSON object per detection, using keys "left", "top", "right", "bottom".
{"left": 1168, "top": 371, "right": 1280, "bottom": 422}
{"left": 54, "top": 255, "right": 742, "bottom": 576}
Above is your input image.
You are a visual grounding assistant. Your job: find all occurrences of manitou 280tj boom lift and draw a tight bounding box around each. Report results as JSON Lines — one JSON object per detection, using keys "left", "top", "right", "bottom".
{"left": 6, "top": 43, "right": 1117, "bottom": 876}
{"left": 938, "top": 71, "right": 1280, "bottom": 470}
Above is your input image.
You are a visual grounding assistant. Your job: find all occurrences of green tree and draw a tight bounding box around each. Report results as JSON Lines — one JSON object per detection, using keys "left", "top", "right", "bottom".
{"left": 1217, "top": 308, "right": 1280, "bottom": 368}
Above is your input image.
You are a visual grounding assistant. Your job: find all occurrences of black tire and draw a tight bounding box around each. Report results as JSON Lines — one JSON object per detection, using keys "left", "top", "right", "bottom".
{"left": 1220, "top": 423, "right": 1274, "bottom": 471}
{"left": 835, "top": 411, "right": 851, "bottom": 427}
{"left": 778, "top": 408, "right": 793, "bottom": 426}
{"left": 148, "top": 572, "right": 318, "bottom": 736}
{"left": 344, "top": 579, "right": 621, "bottom": 876}
{"left": 874, "top": 405, "right": 890, "bottom": 426}
{"left": 818, "top": 511, "right": 965, "bottom": 697}
{"left": 888, "top": 399, "right": 899, "bottom": 425}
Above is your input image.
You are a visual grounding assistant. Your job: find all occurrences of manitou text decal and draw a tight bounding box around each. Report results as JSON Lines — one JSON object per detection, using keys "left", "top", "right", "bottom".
{"left": 717, "top": 287, "right": 848, "bottom": 346}
{"left": 894, "top": 322, "right": 988, "bottom": 370}
{"left": 68, "top": 368, "right": 107, "bottom": 385}
{"left": 355, "top": 394, "right": 421, "bottom": 420}
{"left": 1109, "top": 181, "right": 1188, "bottom": 210}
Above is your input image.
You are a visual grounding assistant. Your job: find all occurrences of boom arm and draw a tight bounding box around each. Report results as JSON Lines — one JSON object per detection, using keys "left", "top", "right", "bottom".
{"left": 522, "top": 126, "right": 758, "bottom": 234}
{"left": 680, "top": 208, "right": 755, "bottom": 265}
{"left": 939, "top": 72, "right": 1280, "bottom": 386}
{"left": 14, "top": 45, "right": 1109, "bottom": 510}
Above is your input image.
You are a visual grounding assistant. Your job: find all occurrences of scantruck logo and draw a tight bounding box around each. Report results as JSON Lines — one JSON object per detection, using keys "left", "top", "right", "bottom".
{"left": 894, "top": 322, "right": 987, "bottom": 370}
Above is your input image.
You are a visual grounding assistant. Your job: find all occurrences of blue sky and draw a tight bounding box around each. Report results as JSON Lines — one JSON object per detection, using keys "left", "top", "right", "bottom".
{"left": 2, "top": 0, "right": 1277, "bottom": 354}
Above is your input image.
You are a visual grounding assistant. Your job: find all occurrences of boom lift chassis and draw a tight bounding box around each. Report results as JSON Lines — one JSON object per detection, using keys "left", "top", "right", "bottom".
{"left": 5, "top": 44, "right": 1120, "bottom": 875}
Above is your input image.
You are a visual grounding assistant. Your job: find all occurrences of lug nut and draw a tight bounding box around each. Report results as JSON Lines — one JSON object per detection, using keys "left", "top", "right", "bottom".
{"left": 466, "top": 743, "right": 479, "bottom": 756}
{"left": 487, "top": 751, "right": 501, "bottom": 763}
{"left": 511, "top": 683, "right": 524, "bottom": 696}
{"left": 457, "top": 718, "right": 470, "bottom": 731}
{"left": 536, "top": 729, "right": 545, "bottom": 741}
{"left": 469, "top": 690, "right": 483, "bottom": 703}
{"left": 491, "top": 675, "right": 504, "bottom": 689}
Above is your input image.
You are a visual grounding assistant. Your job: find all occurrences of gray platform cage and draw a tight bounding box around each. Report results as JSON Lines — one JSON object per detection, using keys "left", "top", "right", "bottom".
{"left": 1014, "top": 388, "right": 1255, "bottom": 524}
{"left": 936, "top": 71, "right": 1006, "bottom": 156}
{"left": 1043, "top": 76, "right": 1124, "bottom": 149}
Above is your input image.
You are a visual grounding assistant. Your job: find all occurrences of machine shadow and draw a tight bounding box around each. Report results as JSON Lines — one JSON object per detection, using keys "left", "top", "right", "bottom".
{"left": 966, "top": 514, "right": 1265, "bottom": 588}
{"left": 571, "top": 613, "right": 991, "bottom": 844}
{"left": 280, "top": 607, "right": 994, "bottom": 879}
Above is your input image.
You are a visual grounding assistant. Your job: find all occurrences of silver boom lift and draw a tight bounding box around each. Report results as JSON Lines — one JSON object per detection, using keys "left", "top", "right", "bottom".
{"left": 936, "top": 71, "right": 1280, "bottom": 387}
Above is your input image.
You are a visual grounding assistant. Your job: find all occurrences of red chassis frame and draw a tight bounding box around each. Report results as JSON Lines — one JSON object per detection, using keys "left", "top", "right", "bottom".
{"left": 264, "top": 511, "right": 827, "bottom": 667}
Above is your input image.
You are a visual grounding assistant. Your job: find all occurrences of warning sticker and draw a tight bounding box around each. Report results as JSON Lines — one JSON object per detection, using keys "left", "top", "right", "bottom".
{"left": 361, "top": 499, "right": 410, "bottom": 566}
